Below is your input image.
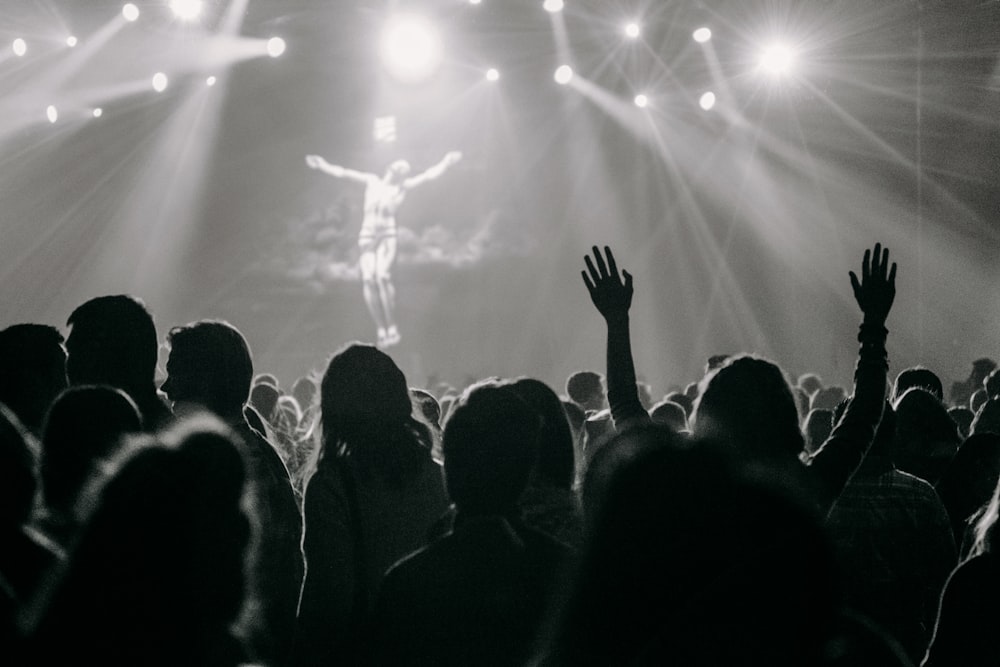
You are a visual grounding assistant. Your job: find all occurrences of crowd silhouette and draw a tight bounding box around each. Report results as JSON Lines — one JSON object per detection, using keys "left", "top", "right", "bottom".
{"left": 1, "top": 241, "right": 998, "bottom": 665}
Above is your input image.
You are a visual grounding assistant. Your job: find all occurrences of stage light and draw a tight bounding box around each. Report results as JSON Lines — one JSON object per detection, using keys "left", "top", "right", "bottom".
{"left": 554, "top": 65, "right": 573, "bottom": 85}
{"left": 469, "top": 0, "right": 482, "bottom": 4}
{"left": 693, "top": 27, "right": 712, "bottom": 43}
{"left": 46, "top": 106, "right": 58, "bottom": 124}
{"left": 66, "top": 36, "right": 78, "bottom": 47}
{"left": 206, "top": 75, "right": 217, "bottom": 86}
{"left": 93, "top": 108, "right": 104, "bottom": 118}
{"left": 152, "top": 72, "right": 168, "bottom": 92}
{"left": 122, "top": 3, "right": 140, "bottom": 22}
{"left": 759, "top": 42, "right": 796, "bottom": 76}
{"left": 170, "top": 0, "right": 203, "bottom": 21}
{"left": 543, "top": 0, "right": 564, "bottom": 13}
{"left": 485, "top": 68, "right": 499, "bottom": 82}
{"left": 699, "top": 91, "right": 716, "bottom": 110}
{"left": 12, "top": 38, "right": 27, "bottom": 57}
{"left": 380, "top": 14, "right": 443, "bottom": 83}
{"left": 634, "top": 94, "right": 649, "bottom": 108}
{"left": 624, "top": 23, "right": 640, "bottom": 39}
{"left": 266, "top": 37, "right": 286, "bottom": 58}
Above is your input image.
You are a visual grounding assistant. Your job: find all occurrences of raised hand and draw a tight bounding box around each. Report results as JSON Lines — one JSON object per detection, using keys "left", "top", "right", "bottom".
{"left": 582, "top": 246, "right": 633, "bottom": 324}
{"left": 849, "top": 242, "right": 897, "bottom": 325}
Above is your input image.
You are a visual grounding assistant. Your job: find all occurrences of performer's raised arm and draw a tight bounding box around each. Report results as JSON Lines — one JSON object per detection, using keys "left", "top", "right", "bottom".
{"left": 403, "top": 151, "right": 462, "bottom": 189}
{"left": 305, "top": 155, "right": 373, "bottom": 184}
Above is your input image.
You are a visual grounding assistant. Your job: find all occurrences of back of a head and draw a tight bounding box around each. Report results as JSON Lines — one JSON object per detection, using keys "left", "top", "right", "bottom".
{"left": 565, "top": 371, "right": 604, "bottom": 411}
{"left": 31, "top": 415, "right": 250, "bottom": 664}
{"left": 892, "top": 366, "right": 943, "bottom": 404}
{"left": 41, "top": 386, "right": 142, "bottom": 517}
{"left": 649, "top": 400, "right": 689, "bottom": 433}
{"left": 165, "top": 321, "right": 254, "bottom": 415}
{"left": 545, "top": 426, "right": 836, "bottom": 666}
{"left": 65, "top": 295, "right": 158, "bottom": 389}
{"left": 664, "top": 391, "right": 693, "bottom": 417}
{"left": 797, "top": 373, "right": 823, "bottom": 398}
{"left": 894, "top": 387, "right": 961, "bottom": 483}
{"left": 694, "top": 356, "right": 805, "bottom": 462}
{"left": 0, "top": 324, "right": 67, "bottom": 433}
{"left": 442, "top": 384, "right": 539, "bottom": 515}
{"left": 508, "top": 378, "right": 575, "bottom": 490}
{"left": 292, "top": 376, "right": 318, "bottom": 413}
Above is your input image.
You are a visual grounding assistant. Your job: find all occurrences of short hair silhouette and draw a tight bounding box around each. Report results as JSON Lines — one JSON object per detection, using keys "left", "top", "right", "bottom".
{"left": 892, "top": 366, "right": 943, "bottom": 403}
{"left": 565, "top": 371, "right": 604, "bottom": 410}
{"left": 649, "top": 399, "right": 688, "bottom": 432}
{"left": 163, "top": 320, "right": 254, "bottom": 415}
{"left": 65, "top": 295, "right": 157, "bottom": 388}
{"left": 442, "top": 384, "right": 539, "bottom": 515}
{"left": 0, "top": 324, "right": 67, "bottom": 434}
{"left": 41, "top": 386, "right": 142, "bottom": 519}
{"left": 894, "top": 387, "right": 961, "bottom": 483}
{"left": 508, "top": 378, "right": 575, "bottom": 490}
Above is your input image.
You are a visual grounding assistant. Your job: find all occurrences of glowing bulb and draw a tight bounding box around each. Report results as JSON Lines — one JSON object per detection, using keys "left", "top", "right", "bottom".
{"left": 66, "top": 36, "right": 78, "bottom": 47}
{"left": 759, "top": 43, "right": 796, "bottom": 76}
{"left": 634, "top": 94, "right": 649, "bottom": 108}
{"left": 206, "top": 75, "right": 217, "bottom": 86}
{"left": 624, "top": 23, "right": 640, "bottom": 39}
{"left": 266, "top": 37, "right": 286, "bottom": 58}
{"left": 693, "top": 27, "right": 711, "bottom": 43}
{"left": 122, "top": 3, "right": 140, "bottom": 22}
{"left": 380, "top": 14, "right": 443, "bottom": 83}
{"left": 152, "top": 72, "right": 168, "bottom": 92}
{"left": 93, "top": 108, "right": 104, "bottom": 118}
{"left": 554, "top": 65, "right": 573, "bottom": 85}
{"left": 543, "top": 0, "right": 564, "bottom": 13}
{"left": 170, "top": 0, "right": 203, "bottom": 21}
{"left": 485, "top": 68, "right": 499, "bottom": 82}
{"left": 46, "top": 106, "right": 58, "bottom": 123}
{"left": 699, "top": 91, "right": 716, "bottom": 110}
{"left": 12, "top": 38, "right": 27, "bottom": 57}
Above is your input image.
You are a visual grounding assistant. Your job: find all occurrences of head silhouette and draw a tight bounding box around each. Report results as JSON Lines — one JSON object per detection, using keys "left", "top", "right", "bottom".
{"left": 894, "top": 387, "right": 961, "bottom": 483}
{"left": 565, "top": 371, "right": 605, "bottom": 412}
{"left": 508, "top": 378, "right": 575, "bottom": 490}
{"left": 0, "top": 324, "right": 67, "bottom": 434}
{"left": 649, "top": 399, "right": 689, "bottom": 433}
{"left": 442, "top": 384, "right": 539, "bottom": 516}
{"left": 892, "top": 366, "right": 943, "bottom": 403}
{"left": 162, "top": 320, "right": 254, "bottom": 418}
{"left": 65, "top": 295, "right": 158, "bottom": 392}
{"left": 40, "top": 386, "right": 142, "bottom": 519}
{"left": 694, "top": 355, "right": 804, "bottom": 463}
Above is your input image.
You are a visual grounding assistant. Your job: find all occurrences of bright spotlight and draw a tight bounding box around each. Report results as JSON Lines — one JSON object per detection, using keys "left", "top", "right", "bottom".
{"left": 206, "top": 75, "right": 217, "bottom": 86}
{"left": 122, "top": 3, "right": 140, "bottom": 22}
{"left": 93, "top": 108, "right": 104, "bottom": 118}
{"left": 266, "top": 37, "right": 286, "bottom": 58}
{"left": 699, "top": 91, "right": 716, "bottom": 110}
{"left": 380, "top": 14, "right": 443, "bottom": 83}
{"left": 46, "top": 106, "right": 58, "bottom": 124}
{"left": 624, "top": 23, "right": 640, "bottom": 39}
{"left": 66, "top": 36, "right": 78, "bottom": 47}
{"left": 554, "top": 65, "right": 573, "bottom": 85}
{"left": 759, "top": 42, "right": 796, "bottom": 76}
{"left": 485, "top": 68, "right": 500, "bottom": 82}
{"left": 469, "top": 0, "right": 482, "bottom": 4}
{"left": 693, "top": 27, "right": 712, "bottom": 43}
{"left": 634, "top": 94, "right": 649, "bottom": 108}
{"left": 12, "top": 38, "right": 27, "bottom": 57}
{"left": 152, "top": 72, "right": 168, "bottom": 92}
{"left": 543, "top": 0, "right": 564, "bottom": 13}
{"left": 170, "top": 0, "right": 203, "bottom": 21}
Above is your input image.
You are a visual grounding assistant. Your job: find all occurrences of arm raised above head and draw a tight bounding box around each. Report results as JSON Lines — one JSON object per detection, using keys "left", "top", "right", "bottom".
{"left": 305, "top": 155, "right": 373, "bottom": 184}
{"left": 403, "top": 151, "right": 462, "bottom": 189}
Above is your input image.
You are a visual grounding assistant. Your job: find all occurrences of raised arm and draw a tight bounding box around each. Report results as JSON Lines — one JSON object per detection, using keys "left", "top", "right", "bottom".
{"left": 808, "top": 243, "right": 897, "bottom": 513}
{"left": 305, "top": 155, "right": 373, "bottom": 184}
{"left": 403, "top": 151, "right": 462, "bottom": 189}
{"left": 582, "top": 246, "right": 649, "bottom": 433}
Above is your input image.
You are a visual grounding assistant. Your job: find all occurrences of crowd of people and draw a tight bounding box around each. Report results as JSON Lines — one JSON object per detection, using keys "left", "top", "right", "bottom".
{"left": 1, "top": 242, "right": 999, "bottom": 665}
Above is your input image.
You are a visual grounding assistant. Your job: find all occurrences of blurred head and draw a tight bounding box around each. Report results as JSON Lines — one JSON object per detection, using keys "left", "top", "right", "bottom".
{"left": 507, "top": 378, "right": 575, "bottom": 490}
{"left": 892, "top": 366, "right": 943, "bottom": 403}
{"left": 162, "top": 321, "right": 253, "bottom": 417}
{"left": 65, "top": 295, "right": 158, "bottom": 391}
{"left": 894, "top": 388, "right": 961, "bottom": 483}
{"left": 442, "top": 384, "right": 539, "bottom": 516}
{"left": 694, "top": 355, "right": 805, "bottom": 462}
{"left": 797, "top": 373, "right": 823, "bottom": 397}
{"left": 41, "top": 386, "right": 142, "bottom": 518}
{"left": 565, "top": 371, "right": 605, "bottom": 412}
{"left": 649, "top": 400, "right": 689, "bottom": 433}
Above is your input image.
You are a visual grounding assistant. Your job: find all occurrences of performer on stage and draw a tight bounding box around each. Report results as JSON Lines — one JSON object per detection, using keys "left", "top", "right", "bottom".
{"left": 305, "top": 150, "right": 462, "bottom": 348}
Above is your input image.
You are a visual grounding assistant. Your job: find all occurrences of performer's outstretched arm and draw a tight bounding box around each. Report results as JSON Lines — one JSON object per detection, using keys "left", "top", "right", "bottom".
{"left": 305, "top": 155, "right": 373, "bottom": 184}
{"left": 403, "top": 151, "right": 462, "bottom": 189}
